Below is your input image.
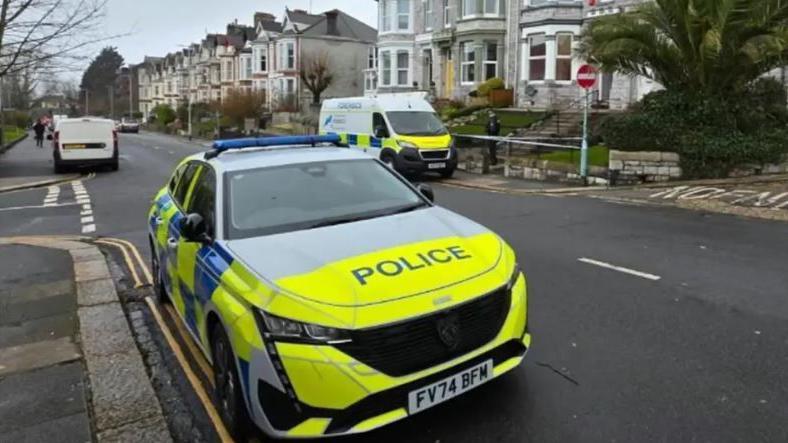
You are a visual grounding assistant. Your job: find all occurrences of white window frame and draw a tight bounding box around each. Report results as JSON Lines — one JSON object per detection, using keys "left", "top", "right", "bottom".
{"left": 423, "top": 0, "right": 433, "bottom": 31}
{"left": 526, "top": 33, "right": 547, "bottom": 83}
{"left": 368, "top": 46, "right": 378, "bottom": 70}
{"left": 397, "top": 0, "right": 412, "bottom": 31}
{"left": 463, "top": 0, "right": 501, "bottom": 18}
{"left": 381, "top": 0, "right": 412, "bottom": 33}
{"left": 461, "top": 42, "right": 476, "bottom": 84}
{"left": 443, "top": 0, "right": 451, "bottom": 28}
{"left": 396, "top": 50, "right": 410, "bottom": 86}
{"left": 484, "top": 41, "right": 498, "bottom": 80}
{"left": 381, "top": 0, "right": 392, "bottom": 32}
{"left": 554, "top": 33, "right": 574, "bottom": 83}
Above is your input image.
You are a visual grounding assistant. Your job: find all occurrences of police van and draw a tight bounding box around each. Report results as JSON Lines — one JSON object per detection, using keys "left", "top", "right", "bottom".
{"left": 319, "top": 92, "right": 457, "bottom": 178}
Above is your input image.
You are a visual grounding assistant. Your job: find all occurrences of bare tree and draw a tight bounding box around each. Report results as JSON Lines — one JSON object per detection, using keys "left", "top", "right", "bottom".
{"left": 299, "top": 51, "right": 334, "bottom": 105}
{"left": 0, "top": 0, "right": 111, "bottom": 78}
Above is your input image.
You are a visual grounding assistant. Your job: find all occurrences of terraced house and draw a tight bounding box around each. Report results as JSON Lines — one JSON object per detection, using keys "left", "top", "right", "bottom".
{"left": 136, "top": 8, "right": 376, "bottom": 121}
{"left": 372, "top": 0, "right": 660, "bottom": 109}
{"left": 374, "top": 0, "right": 511, "bottom": 99}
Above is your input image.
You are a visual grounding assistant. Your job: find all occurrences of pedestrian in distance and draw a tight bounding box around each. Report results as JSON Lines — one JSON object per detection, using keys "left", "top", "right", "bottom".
{"left": 486, "top": 112, "right": 501, "bottom": 166}
{"left": 33, "top": 119, "right": 46, "bottom": 148}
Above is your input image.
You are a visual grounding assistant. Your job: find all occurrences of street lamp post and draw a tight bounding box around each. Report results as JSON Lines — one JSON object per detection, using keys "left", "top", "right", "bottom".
{"left": 83, "top": 89, "right": 90, "bottom": 115}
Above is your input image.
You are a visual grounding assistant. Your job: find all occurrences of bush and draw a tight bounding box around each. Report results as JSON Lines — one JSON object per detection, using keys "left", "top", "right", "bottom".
{"left": 596, "top": 85, "right": 788, "bottom": 178}
{"left": 445, "top": 105, "right": 486, "bottom": 120}
{"left": 477, "top": 77, "right": 505, "bottom": 97}
{"left": 3, "top": 111, "right": 29, "bottom": 129}
{"left": 151, "top": 104, "right": 176, "bottom": 127}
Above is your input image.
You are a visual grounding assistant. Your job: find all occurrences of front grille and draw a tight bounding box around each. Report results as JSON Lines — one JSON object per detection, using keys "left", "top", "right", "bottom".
{"left": 420, "top": 149, "right": 450, "bottom": 160}
{"left": 335, "top": 287, "right": 510, "bottom": 377}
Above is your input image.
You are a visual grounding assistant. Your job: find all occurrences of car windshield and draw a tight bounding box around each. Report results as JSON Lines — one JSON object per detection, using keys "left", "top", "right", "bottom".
{"left": 387, "top": 112, "right": 448, "bottom": 136}
{"left": 226, "top": 159, "right": 428, "bottom": 239}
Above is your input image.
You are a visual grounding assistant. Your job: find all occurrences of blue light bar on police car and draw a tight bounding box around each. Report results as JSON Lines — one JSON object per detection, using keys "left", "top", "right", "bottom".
{"left": 212, "top": 134, "right": 342, "bottom": 152}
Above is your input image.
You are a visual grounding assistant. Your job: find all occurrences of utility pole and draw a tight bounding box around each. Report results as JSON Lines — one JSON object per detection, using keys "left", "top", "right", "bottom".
{"left": 187, "top": 96, "right": 193, "bottom": 140}
{"left": 129, "top": 75, "right": 134, "bottom": 118}
{"left": 108, "top": 85, "right": 115, "bottom": 120}
{"left": 83, "top": 89, "right": 90, "bottom": 115}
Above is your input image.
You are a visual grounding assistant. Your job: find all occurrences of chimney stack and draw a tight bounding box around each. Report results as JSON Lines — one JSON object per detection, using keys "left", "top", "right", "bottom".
{"left": 326, "top": 10, "right": 339, "bottom": 36}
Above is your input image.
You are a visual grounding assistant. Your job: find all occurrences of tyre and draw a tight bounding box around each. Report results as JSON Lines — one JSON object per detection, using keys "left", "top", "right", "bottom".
{"left": 381, "top": 152, "right": 396, "bottom": 168}
{"left": 54, "top": 158, "right": 64, "bottom": 174}
{"left": 211, "top": 323, "right": 252, "bottom": 441}
{"left": 440, "top": 168, "right": 455, "bottom": 179}
{"left": 110, "top": 158, "right": 119, "bottom": 171}
{"left": 150, "top": 240, "right": 168, "bottom": 303}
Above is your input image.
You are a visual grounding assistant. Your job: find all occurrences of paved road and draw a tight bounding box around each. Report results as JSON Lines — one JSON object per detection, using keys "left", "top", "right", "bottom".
{"left": 1, "top": 132, "right": 787, "bottom": 442}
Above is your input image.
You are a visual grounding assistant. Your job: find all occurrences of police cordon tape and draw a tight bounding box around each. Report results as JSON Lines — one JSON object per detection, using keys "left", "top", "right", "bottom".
{"left": 451, "top": 134, "right": 582, "bottom": 151}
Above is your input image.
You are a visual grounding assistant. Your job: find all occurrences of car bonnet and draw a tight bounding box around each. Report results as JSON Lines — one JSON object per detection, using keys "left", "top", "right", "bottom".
{"left": 225, "top": 206, "right": 503, "bottom": 307}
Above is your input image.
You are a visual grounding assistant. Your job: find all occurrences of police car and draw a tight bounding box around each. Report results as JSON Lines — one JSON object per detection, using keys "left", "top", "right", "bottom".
{"left": 148, "top": 135, "right": 531, "bottom": 440}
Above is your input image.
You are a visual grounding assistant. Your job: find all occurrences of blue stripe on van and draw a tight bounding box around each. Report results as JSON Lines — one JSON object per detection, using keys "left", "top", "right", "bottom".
{"left": 347, "top": 134, "right": 358, "bottom": 146}
{"left": 371, "top": 137, "right": 382, "bottom": 148}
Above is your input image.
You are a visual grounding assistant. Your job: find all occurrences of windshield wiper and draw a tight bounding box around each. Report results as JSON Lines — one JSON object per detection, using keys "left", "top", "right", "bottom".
{"left": 307, "top": 215, "right": 375, "bottom": 230}
{"left": 383, "top": 202, "right": 428, "bottom": 216}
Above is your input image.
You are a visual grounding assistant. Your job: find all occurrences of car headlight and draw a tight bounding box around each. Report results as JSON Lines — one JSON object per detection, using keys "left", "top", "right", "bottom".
{"left": 398, "top": 140, "right": 418, "bottom": 149}
{"left": 258, "top": 310, "right": 352, "bottom": 344}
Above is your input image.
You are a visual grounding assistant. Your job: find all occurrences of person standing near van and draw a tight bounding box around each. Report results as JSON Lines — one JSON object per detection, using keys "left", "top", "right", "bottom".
{"left": 486, "top": 112, "right": 501, "bottom": 165}
{"left": 33, "top": 119, "right": 46, "bottom": 148}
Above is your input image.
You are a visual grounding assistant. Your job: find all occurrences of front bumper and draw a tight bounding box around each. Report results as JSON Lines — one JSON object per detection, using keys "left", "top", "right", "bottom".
{"left": 394, "top": 147, "right": 458, "bottom": 175}
{"left": 245, "top": 276, "right": 529, "bottom": 438}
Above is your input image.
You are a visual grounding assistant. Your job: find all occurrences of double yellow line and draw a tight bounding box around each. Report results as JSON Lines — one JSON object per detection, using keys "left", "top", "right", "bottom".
{"left": 97, "top": 237, "right": 234, "bottom": 443}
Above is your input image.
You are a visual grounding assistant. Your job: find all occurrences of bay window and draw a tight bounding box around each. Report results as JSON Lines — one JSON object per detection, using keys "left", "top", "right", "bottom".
{"left": 463, "top": 0, "right": 500, "bottom": 17}
{"left": 528, "top": 33, "right": 546, "bottom": 81}
{"left": 484, "top": 42, "right": 498, "bottom": 80}
{"left": 397, "top": 0, "right": 411, "bottom": 31}
{"left": 380, "top": 49, "right": 411, "bottom": 87}
{"left": 461, "top": 42, "right": 475, "bottom": 83}
{"left": 555, "top": 33, "right": 573, "bottom": 81}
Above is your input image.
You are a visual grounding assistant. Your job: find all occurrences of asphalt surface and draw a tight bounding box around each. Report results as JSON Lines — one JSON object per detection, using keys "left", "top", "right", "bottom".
{"left": 1, "top": 132, "right": 787, "bottom": 442}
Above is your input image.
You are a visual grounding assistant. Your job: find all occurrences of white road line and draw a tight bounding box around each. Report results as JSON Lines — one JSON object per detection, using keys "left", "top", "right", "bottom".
{"left": 578, "top": 258, "right": 662, "bottom": 281}
{"left": 0, "top": 203, "right": 78, "bottom": 212}
{"left": 72, "top": 181, "right": 97, "bottom": 235}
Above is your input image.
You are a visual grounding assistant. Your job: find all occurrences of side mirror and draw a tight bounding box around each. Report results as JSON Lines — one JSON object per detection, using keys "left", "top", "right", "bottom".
{"left": 47, "top": 134, "right": 53, "bottom": 141}
{"left": 374, "top": 126, "right": 388, "bottom": 139}
{"left": 180, "top": 213, "right": 211, "bottom": 243}
{"left": 417, "top": 184, "right": 434, "bottom": 203}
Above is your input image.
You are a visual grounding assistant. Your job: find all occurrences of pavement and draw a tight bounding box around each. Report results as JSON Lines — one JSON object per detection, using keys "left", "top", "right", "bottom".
{"left": 0, "top": 236, "right": 170, "bottom": 443}
{"left": 0, "top": 133, "right": 81, "bottom": 192}
{"left": 1, "top": 130, "right": 788, "bottom": 442}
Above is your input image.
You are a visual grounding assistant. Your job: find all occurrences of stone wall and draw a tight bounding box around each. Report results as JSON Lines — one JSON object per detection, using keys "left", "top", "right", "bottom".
{"left": 608, "top": 150, "right": 682, "bottom": 185}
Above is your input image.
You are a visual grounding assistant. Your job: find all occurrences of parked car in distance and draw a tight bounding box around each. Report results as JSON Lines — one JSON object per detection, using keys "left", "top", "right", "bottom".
{"left": 118, "top": 117, "right": 140, "bottom": 133}
{"left": 52, "top": 117, "right": 119, "bottom": 173}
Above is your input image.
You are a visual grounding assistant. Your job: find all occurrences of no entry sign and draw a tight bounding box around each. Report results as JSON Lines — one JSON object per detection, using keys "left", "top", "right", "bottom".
{"left": 577, "top": 64, "right": 597, "bottom": 89}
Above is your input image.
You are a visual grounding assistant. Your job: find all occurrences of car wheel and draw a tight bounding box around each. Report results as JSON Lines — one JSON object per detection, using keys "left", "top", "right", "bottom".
{"left": 211, "top": 324, "right": 251, "bottom": 441}
{"left": 150, "top": 241, "right": 168, "bottom": 303}
{"left": 440, "top": 168, "right": 455, "bottom": 179}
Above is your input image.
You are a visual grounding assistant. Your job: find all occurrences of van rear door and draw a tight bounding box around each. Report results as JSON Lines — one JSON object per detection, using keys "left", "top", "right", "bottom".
{"left": 58, "top": 120, "right": 115, "bottom": 161}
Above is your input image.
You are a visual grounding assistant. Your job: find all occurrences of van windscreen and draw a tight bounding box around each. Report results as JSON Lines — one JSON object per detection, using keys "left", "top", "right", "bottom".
{"left": 386, "top": 112, "right": 447, "bottom": 136}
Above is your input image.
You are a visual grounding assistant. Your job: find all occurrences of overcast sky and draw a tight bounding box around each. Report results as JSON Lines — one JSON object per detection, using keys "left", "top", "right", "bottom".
{"left": 100, "top": 0, "right": 378, "bottom": 67}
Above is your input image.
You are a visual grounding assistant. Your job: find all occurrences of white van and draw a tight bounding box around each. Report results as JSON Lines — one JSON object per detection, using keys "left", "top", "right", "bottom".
{"left": 53, "top": 118, "right": 118, "bottom": 173}
{"left": 319, "top": 92, "right": 457, "bottom": 177}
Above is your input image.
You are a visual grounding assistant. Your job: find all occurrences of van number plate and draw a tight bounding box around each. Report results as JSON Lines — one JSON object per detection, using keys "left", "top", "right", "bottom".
{"left": 428, "top": 162, "right": 446, "bottom": 170}
{"left": 64, "top": 144, "right": 86, "bottom": 149}
{"left": 407, "top": 360, "right": 493, "bottom": 414}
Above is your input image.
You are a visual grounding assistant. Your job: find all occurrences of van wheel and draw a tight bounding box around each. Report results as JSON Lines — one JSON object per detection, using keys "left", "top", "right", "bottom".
{"left": 110, "top": 158, "right": 119, "bottom": 171}
{"left": 54, "top": 159, "right": 64, "bottom": 174}
{"left": 381, "top": 152, "right": 395, "bottom": 168}
{"left": 212, "top": 323, "right": 251, "bottom": 441}
{"left": 440, "top": 168, "right": 455, "bottom": 179}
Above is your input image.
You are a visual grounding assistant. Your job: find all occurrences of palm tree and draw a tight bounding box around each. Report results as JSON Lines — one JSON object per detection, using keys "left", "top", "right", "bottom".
{"left": 578, "top": 0, "right": 788, "bottom": 95}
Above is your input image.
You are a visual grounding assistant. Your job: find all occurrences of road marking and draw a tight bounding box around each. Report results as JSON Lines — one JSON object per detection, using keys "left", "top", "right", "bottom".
{"left": 0, "top": 203, "right": 78, "bottom": 212}
{"left": 146, "top": 297, "right": 234, "bottom": 443}
{"left": 43, "top": 185, "right": 60, "bottom": 206}
{"left": 95, "top": 239, "right": 143, "bottom": 288}
{"left": 578, "top": 258, "right": 662, "bottom": 281}
{"left": 72, "top": 181, "right": 97, "bottom": 235}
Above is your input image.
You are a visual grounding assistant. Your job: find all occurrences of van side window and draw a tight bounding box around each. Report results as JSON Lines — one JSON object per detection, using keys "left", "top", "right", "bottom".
{"left": 373, "top": 113, "right": 389, "bottom": 138}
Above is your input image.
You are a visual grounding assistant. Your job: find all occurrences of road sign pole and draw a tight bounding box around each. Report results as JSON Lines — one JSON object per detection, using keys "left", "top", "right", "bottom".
{"left": 581, "top": 90, "right": 589, "bottom": 181}
{"left": 576, "top": 64, "right": 598, "bottom": 185}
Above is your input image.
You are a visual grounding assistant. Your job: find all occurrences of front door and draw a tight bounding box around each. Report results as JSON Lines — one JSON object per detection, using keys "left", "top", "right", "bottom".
{"left": 175, "top": 165, "right": 218, "bottom": 342}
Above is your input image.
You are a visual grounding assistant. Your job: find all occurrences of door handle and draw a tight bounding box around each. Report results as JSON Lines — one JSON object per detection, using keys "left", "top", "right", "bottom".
{"left": 154, "top": 217, "right": 164, "bottom": 226}
{"left": 167, "top": 238, "right": 178, "bottom": 249}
